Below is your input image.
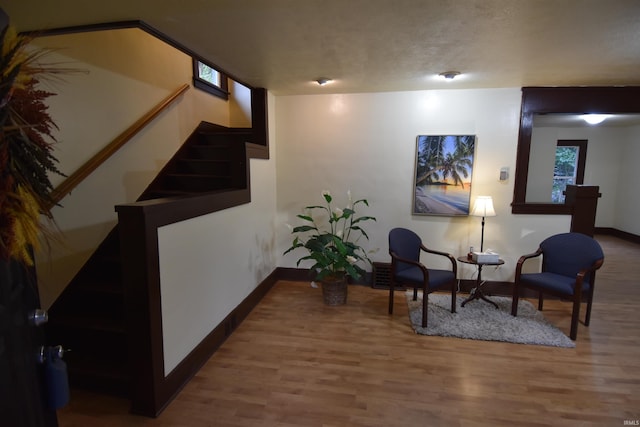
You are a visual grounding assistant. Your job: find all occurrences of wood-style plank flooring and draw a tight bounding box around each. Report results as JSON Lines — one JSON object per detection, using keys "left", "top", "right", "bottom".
{"left": 57, "top": 235, "right": 640, "bottom": 426}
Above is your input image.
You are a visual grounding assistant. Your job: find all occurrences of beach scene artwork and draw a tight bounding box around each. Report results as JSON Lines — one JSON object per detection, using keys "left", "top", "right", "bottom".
{"left": 413, "top": 135, "right": 475, "bottom": 216}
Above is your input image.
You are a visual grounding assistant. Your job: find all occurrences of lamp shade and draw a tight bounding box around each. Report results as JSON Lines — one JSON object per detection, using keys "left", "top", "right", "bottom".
{"left": 470, "top": 196, "right": 496, "bottom": 217}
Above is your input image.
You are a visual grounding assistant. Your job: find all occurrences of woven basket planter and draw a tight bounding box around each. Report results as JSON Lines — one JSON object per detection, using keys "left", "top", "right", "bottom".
{"left": 321, "top": 274, "right": 348, "bottom": 306}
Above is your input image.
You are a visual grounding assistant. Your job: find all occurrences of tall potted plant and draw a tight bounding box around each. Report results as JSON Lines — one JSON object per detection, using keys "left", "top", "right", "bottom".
{"left": 284, "top": 190, "right": 376, "bottom": 305}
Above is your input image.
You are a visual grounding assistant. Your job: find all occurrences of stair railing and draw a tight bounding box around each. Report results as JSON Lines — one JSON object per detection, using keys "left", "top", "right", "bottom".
{"left": 49, "top": 83, "right": 190, "bottom": 207}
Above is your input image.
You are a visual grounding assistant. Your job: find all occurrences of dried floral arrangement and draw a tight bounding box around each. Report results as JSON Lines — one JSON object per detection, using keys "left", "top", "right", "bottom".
{"left": 0, "top": 25, "right": 65, "bottom": 265}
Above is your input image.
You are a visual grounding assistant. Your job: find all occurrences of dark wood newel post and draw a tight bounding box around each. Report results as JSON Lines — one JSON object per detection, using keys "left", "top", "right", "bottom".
{"left": 115, "top": 202, "right": 164, "bottom": 416}
{"left": 564, "top": 185, "right": 601, "bottom": 237}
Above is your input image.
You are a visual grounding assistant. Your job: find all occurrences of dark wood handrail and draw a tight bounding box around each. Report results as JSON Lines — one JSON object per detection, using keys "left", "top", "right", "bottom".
{"left": 49, "top": 83, "right": 190, "bottom": 206}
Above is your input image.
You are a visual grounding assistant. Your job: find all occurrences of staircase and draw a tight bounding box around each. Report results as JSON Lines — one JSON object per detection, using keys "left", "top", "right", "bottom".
{"left": 45, "top": 121, "right": 254, "bottom": 397}
{"left": 142, "top": 122, "right": 251, "bottom": 199}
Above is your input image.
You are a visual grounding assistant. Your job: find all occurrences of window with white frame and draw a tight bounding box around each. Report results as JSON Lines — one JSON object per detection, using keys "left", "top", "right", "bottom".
{"left": 552, "top": 140, "right": 587, "bottom": 203}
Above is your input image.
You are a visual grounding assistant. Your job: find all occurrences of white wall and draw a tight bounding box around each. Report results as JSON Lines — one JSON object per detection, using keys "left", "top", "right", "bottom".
{"left": 158, "top": 109, "right": 277, "bottom": 374}
{"left": 615, "top": 125, "right": 640, "bottom": 235}
{"left": 228, "top": 80, "right": 252, "bottom": 127}
{"left": 527, "top": 127, "right": 558, "bottom": 202}
{"left": 275, "top": 88, "right": 572, "bottom": 283}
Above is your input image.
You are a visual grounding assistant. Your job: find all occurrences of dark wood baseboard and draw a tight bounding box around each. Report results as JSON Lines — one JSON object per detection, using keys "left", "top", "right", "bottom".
{"left": 275, "top": 267, "right": 373, "bottom": 286}
{"left": 143, "top": 268, "right": 280, "bottom": 416}
{"left": 275, "top": 267, "right": 314, "bottom": 281}
{"left": 157, "top": 267, "right": 376, "bottom": 414}
{"left": 279, "top": 267, "right": 518, "bottom": 296}
{"left": 595, "top": 227, "right": 640, "bottom": 245}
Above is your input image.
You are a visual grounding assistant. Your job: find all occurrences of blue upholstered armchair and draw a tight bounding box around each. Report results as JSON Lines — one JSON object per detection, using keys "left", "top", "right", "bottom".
{"left": 388, "top": 228, "right": 457, "bottom": 328}
{"left": 511, "top": 232, "right": 604, "bottom": 340}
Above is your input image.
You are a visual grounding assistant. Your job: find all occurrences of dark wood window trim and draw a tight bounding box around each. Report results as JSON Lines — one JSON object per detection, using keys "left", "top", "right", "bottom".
{"left": 511, "top": 86, "right": 640, "bottom": 215}
{"left": 192, "top": 58, "right": 229, "bottom": 100}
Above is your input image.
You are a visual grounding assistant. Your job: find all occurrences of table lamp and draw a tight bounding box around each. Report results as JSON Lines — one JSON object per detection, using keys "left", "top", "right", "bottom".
{"left": 470, "top": 196, "right": 496, "bottom": 252}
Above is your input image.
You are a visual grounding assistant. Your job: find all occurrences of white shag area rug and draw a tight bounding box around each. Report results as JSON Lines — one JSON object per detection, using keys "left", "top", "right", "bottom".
{"left": 406, "top": 292, "right": 575, "bottom": 348}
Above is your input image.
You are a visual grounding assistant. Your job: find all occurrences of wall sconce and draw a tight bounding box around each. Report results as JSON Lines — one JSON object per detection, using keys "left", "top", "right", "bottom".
{"left": 470, "top": 196, "right": 496, "bottom": 252}
{"left": 315, "top": 78, "right": 332, "bottom": 86}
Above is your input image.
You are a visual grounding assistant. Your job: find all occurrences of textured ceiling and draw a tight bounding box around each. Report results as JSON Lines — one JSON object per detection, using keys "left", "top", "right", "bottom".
{"left": 3, "top": 0, "right": 640, "bottom": 95}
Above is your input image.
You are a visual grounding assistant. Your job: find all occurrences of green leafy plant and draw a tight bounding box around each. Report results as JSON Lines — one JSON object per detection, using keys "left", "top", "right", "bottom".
{"left": 284, "top": 190, "right": 376, "bottom": 281}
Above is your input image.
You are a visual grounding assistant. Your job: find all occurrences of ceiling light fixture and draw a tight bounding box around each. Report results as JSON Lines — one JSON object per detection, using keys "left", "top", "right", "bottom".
{"left": 579, "top": 114, "right": 611, "bottom": 125}
{"left": 438, "top": 71, "right": 461, "bottom": 80}
{"left": 315, "top": 78, "right": 332, "bottom": 86}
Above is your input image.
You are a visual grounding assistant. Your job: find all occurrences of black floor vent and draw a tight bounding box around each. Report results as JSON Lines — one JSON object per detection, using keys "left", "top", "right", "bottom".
{"left": 372, "top": 262, "right": 391, "bottom": 289}
{"left": 372, "top": 262, "right": 407, "bottom": 290}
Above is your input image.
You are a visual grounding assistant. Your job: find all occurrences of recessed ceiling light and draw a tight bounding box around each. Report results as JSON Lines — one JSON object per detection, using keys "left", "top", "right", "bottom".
{"left": 579, "top": 114, "right": 611, "bottom": 125}
{"left": 438, "top": 71, "right": 461, "bottom": 80}
{"left": 315, "top": 78, "right": 332, "bottom": 86}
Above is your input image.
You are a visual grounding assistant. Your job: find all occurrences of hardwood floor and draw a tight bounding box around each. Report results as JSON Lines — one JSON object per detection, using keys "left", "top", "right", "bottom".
{"left": 57, "top": 235, "right": 640, "bottom": 426}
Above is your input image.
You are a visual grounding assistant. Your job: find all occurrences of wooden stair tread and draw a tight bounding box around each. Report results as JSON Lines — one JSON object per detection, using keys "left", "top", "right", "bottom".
{"left": 165, "top": 173, "right": 231, "bottom": 178}
{"left": 49, "top": 314, "right": 125, "bottom": 333}
{"left": 67, "top": 356, "right": 128, "bottom": 379}
{"left": 178, "top": 158, "right": 230, "bottom": 163}
{"left": 192, "top": 143, "right": 233, "bottom": 148}
{"left": 73, "top": 280, "right": 123, "bottom": 294}
{"left": 146, "top": 188, "right": 242, "bottom": 197}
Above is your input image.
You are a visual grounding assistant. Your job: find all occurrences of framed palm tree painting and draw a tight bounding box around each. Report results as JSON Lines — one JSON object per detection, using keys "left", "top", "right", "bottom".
{"left": 413, "top": 135, "right": 476, "bottom": 216}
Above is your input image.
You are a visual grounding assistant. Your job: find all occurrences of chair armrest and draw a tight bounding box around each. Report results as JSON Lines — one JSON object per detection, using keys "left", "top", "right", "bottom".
{"left": 581, "top": 257, "right": 604, "bottom": 275}
{"left": 389, "top": 250, "right": 429, "bottom": 278}
{"left": 574, "top": 257, "right": 604, "bottom": 290}
{"left": 390, "top": 250, "right": 422, "bottom": 267}
{"left": 420, "top": 244, "right": 457, "bottom": 275}
{"left": 515, "top": 247, "right": 543, "bottom": 279}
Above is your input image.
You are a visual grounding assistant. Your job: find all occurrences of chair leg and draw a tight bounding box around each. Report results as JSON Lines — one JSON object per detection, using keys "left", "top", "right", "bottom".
{"left": 451, "top": 282, "right": 457, "bottom": 313}
{"left": 585, "top": 287, "right": 594, "bottom": 326}
{"left": 413, "top": 288, "right": 418, "bottom": 301}
{"left": 422, "top": 290, "right": 428, "bottom": 328}
{"left": 570, "top": 296, "right": 581, "bottom": 340}
{"left": 538, "top": 292, "right": 544, "bottom": 311}
{"left": 388, "top": 280, "right": 395, "bottom": 314}
{"left": 511, "top": 283, "right": 519, "bottom": 316}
